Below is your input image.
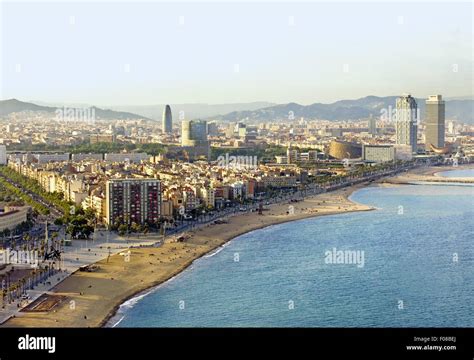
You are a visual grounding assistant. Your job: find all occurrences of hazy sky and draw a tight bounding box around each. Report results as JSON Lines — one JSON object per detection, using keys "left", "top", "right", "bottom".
{"left": 1, "top": 0, "right": 472, "bottom": 105}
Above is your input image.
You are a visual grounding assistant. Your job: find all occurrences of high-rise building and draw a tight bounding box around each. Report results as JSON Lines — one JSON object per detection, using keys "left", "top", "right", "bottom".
{"left": 425, "top": 95, "right": 445, "bottom": 150}
{"left": 0, "top": 145, "right": 6, "bottom": 165}
{"left": 395, "top": 94, "right": 418, "bottom": 153}
{"left": 182, "top": 120, "right": 207, "bottom": 145}
{"left": 225, "top": 123, "right": 235, "bottom": 138}
{"left": 236, "top": 123, "right": 247, "bottom": 138}
{"left": 207, "top": 121, "right": 219, "bottom": 136}
{"left": 162, "top": 105, "right": 173, "bottom": 134}
{"left": 181, "top": 120, "right": 210, "bottom": 159}
{"left": 105, "top": 179, "right": 161, "bottom": 227}
{"left": 447, "top": 120, "right": 456, "bottom": 135}
{"left": 286, "top": 146, "right": 298, "bottom": 164}
{"left": 368, "top": 115, "right": 377, "bottom": 136}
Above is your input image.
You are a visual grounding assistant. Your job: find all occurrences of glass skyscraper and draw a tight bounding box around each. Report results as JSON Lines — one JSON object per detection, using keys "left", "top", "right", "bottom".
{"left": 395, "top": 94, "right": 418, "bottom": 153}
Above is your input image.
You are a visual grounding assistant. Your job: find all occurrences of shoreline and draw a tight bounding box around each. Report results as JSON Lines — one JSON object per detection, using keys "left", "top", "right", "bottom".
{"left": 381, "top": 163, "right": 474, "bottom": 185}
{"left": 104, "top": 184, "right": 374, "bottom": 328}
{"left": 102, "top": 163, "right": 474, "bottom": 328}
{"left": 3, "top": 164, "right": 471, "bottom": 328}
{"left": 3, "top": 183, "right": 372, "bottom": 328}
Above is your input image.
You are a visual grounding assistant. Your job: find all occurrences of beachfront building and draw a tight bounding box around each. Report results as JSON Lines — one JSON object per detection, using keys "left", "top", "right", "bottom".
{"left": 362, "top": 145, "right": 395, "bottom": 163}
{"left": 200, "top": 187, "right": 216, "bottom": 208}
{"left": 395, "top": 94, "right": 418, "bottom": 153}
{"left": 105, "top": 179, "right": 161, "bottom": 227}
{"left": 260, "top": 175, "right": 297, "bottom": 188}
{"left": 425, "top": 95, "right": 445, "bottom": 151}
{"left": 182, "top": 187, "right": 198, "bottom": 211}
{"left": 161, "top": 200, "right": 174, "bottom": 218}
{"left": 230, "top": 182, "right": 244, "bottom": 201}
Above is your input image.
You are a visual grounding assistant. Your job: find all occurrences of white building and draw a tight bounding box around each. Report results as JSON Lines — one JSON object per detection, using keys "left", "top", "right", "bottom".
{"left": 201, "top": 187, "right": 215, "bottom": 208}
{"left": 447, "top": 120, "right": 456, "bottom": 136}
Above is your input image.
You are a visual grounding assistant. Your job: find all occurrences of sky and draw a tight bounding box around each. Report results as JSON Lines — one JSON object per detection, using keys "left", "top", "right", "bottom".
{"left": 1, "top": 0, "right": 472, "bottom": 106}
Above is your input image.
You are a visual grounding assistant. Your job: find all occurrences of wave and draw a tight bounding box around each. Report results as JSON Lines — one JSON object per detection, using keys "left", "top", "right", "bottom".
{"left": 120, "top": 289, "right": 155, "bottom": 310}
{"left": 111, "top": 315, "right": 125, "bottom": 328}
{"left": 203, "top": 241, "right": 232, "bottom": 258}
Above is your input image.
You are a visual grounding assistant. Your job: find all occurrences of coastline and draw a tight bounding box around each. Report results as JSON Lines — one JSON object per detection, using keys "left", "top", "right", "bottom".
{"left": 101, "top": 183, "right": 375, "bottom": 328}
{"left": 104, "top": 184, "right": 373, "bottom": 328}
{"left": 381, "top": 163, "right": 474, "bottom": 185}
{"left": 3, "top": 164, "right": 471, "bottom": 328}
{"left": 3, "top": 182, "right": 372, "bottom": 328}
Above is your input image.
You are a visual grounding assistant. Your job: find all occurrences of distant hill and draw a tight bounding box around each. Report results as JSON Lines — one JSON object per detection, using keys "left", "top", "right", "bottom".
{"left": 215, "top": 96, "right": 474, "bottom": 124}
{"left": 0, "top": 99, "right": 53, "bottom": 116}
{"left": 109, "top": 102, "right": 276, "bottom": 121}
{"left": 0, "top": 99, "right": 152, "bottom": 120}
{"left": 2, "top": 97, "right": 472, "bottom": 124}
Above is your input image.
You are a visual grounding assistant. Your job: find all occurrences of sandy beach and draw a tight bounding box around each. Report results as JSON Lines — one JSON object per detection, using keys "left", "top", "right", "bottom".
{"left": 3, "top": 163, "right": 471, "bottom": 328}
{"left": 2, "top": 182, "right": 373, "bottom": 327}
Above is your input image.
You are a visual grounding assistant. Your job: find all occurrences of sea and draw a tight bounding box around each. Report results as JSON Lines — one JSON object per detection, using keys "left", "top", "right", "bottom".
{"left": 110, "top": 168, "right": 474, "bottom": 327}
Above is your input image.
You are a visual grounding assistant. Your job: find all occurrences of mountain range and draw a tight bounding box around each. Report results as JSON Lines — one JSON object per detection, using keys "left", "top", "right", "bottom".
{"left": 0, "top": 99, "right": 152, "bottom": 120}
{"left": 108, "top": 102, "right": 276, "bottom": 121}
{"left": 15, "top": 100, "right": 276, "bottom": 122}
{"left": 213, "top": 96, "right": 474, "bottom": 124}
{"left": 1, "top": 96, "right": 473, "bottom": 124}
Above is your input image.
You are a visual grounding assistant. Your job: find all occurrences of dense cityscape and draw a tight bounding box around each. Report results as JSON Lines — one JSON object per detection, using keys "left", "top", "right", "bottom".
{"left": 0, "top": 93, "right": 472, "bottom": 316}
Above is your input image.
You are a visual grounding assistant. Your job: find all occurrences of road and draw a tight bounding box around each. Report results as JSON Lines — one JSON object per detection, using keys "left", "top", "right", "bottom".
{"left": 0, "top": 171, "right": 63, "bottom": 220}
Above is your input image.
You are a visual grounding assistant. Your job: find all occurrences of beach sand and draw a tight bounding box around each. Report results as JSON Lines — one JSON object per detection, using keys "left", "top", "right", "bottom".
{"left": 2, "top": 183, "right": 373, "bottom": 328}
